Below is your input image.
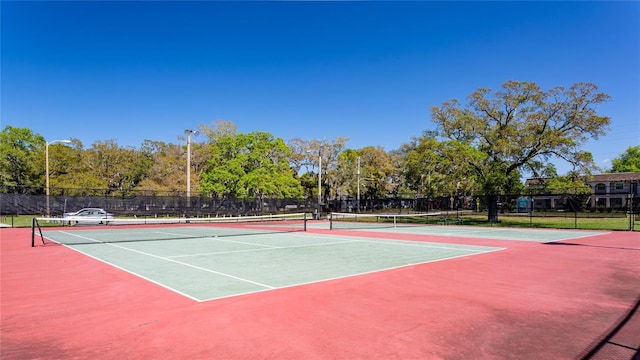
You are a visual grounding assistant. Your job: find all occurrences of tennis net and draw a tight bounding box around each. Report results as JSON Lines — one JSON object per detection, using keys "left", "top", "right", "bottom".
{"left": 329, "top": 212, "right": 440, "bottom": 230}
{"left": 31, "top": 213, "right": 307, "bottom": 247}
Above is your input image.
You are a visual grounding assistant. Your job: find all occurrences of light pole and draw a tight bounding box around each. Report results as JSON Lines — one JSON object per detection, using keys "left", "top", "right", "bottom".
{"left": 421, "top": 173, "right": 432, "bottom": 213}
{"left": 184, "top": 129, "right": 199, "bottom": 207}
{"left": 317, "top": 148, "right": 322, "bottom": 218}
{"left": 427, "top": 173, "right": 431, "bottom": 213}
{"left": 307, "top": 147, "right": 322, "bottom": 219}
{"left": 357, "top": 157, "right": 360, "bottom": 212}
{"left": 46, "top": 139, "right": 72, "bottom": 217}
{"left": 358, "top": 177, "right": 374, "bottom": 212}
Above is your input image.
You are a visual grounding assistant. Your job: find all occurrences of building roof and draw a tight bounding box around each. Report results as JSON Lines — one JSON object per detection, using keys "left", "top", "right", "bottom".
{"left": 589, "top": 172, "right": 640, "bottom": 182}
{"left": 525, "top": 172, "right": 640, "bottom": 186}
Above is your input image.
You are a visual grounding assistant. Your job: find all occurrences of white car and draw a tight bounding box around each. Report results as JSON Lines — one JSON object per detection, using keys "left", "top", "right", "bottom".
{"left": 63, "top": 208, "right": 114, "bottom": 225}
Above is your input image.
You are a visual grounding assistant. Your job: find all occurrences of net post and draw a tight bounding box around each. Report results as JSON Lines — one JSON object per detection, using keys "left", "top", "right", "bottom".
{"left": 31, "top": 218, "right": 45, "bottom": 247}
{"left": 31, "top": 217, "right": 35, "bottom": 247}
{"left": 303, "top": 212, "right": 307, "bottom": 232}
{"left": 329, "top": 212, "right": 333, "bottom": 230}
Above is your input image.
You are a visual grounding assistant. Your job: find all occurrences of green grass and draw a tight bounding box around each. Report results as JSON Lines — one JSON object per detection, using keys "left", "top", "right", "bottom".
{"left": 1, "top": 215, "right": 37, "bottom": 228}
{"left": 1, "top": 215, "right": 109, "bottom": 228}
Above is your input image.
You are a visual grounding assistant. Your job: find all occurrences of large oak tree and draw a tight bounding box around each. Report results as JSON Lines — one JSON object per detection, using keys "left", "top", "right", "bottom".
{"left": 431, "top": 81, "right": 611, "bottom": 221}
{"left": 199, "top": 129, "right": 303, "bottom": 199}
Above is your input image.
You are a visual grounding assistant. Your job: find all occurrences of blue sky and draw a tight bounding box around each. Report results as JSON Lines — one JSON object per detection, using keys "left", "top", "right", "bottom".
{"left": 2, "top": 1, "right": 639, "bottom": 176}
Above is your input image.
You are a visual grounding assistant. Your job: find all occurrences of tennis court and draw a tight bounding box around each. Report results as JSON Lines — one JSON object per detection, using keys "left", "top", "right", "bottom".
{"left": 3, "top": 214, "right": 638, "bottom": 359}
{"left": 325, "top": 213, "right": 609, "bottom": 242}
{"left": 38, "top": 224, "right": 503, "bottom": 301}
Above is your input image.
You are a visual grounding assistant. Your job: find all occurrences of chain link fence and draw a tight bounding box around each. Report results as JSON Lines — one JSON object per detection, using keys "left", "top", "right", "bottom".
{"left": 0, "top": 192, "right": 312, "bottom": 218}
{"left": 1, "top": 185, "right": 638, "bottom": 230}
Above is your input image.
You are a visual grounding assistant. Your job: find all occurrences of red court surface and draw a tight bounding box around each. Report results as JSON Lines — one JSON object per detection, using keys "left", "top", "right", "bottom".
{"left": 1, "top": 226, "right": 639, "bottom": 359}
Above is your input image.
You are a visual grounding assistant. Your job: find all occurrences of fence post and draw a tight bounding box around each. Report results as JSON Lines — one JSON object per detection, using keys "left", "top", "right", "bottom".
{"left": 574, "top": 187, "right": 578, "bottom": 229}
{"left": 629, "top": 189, "right": 633, "bottom": 231}
{"left": 529, "top": 190, "right": 533, "bottom": 227}
{"left": 31, "top": 218, "right": 35, "bottom": 247}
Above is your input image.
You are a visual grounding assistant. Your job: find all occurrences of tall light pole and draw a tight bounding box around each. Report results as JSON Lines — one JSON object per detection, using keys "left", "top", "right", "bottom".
{"left": 184, "top": 129, "right": 199, "bottom": 207}
{"left": 307, "top": 147, "right": 323, "bottom": 218}
{"left": 46, "top": 139, "right": 72, "bottom": 216}
{"left": 318, "top": 148, "right": 322, "bottom": 218}
{"left": 427, "top": 173, "right": 431, "bottom": 213}
{"left": 357, "top": 156, "right": 360, "bottom": 212}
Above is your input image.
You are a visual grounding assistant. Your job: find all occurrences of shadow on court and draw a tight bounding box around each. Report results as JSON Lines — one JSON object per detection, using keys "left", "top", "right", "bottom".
{"left": 578, "top": 297, "right": 640, "bottom": 360}
{"left": 544, "top": 241, "right": 640, "bottom": 251}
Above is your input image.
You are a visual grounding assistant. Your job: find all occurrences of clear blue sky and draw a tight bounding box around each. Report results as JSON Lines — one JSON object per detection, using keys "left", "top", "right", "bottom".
{"left": 2, "top": 1, "right": 639, "bottom": 176}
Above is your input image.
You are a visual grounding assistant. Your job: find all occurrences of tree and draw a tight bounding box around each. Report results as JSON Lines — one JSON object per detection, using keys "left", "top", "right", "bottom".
{"left": 47, "top": 138, "right": 89, "bottom": 195}
{"left": 335, "top": 148, "right": 359, "bottom": 200}
{"left": 357, "top": 146, "right": 396, "bottom": 201}
{"left": 84, "top": 140, "right": 151, "bottom": 195}
{"left": 431, "top": 81, "right": 611, "bottom": 221}
{"left": 400, "top": 132, "right": 452, "bottom": 199}
{"left": 311, "top": 137, "right": 349, "bottom": 203}
{"left": 543, "top": 171, "right": 593, "bottom": 212}
{"left": 543, "top": 171, "right": 592, "bottom": 194}
{"left": 611, "top": 146, "right": 640, "bottom": 173}
{"left": 288, "top": 137, "right": 349, "bottom": 204}
{"left": 200, "top": 129, "right": 303, "bottom": 199}
{"left": 135, "top": 140, "right": 184, "bottom": 193}
{"left": 0, "top": 126, "right": 44, "bottom": 193}
{"left": 286, "top": 137, "right": 311, "bottom": 175}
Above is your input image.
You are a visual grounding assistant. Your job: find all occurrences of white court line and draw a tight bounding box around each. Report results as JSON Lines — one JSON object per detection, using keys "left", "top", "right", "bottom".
{"left": 342, "top": 225, "right": 609, "bottom": 241}
{"left": 355, "top": 237, "right": 497, "bottom": 252}
{"left": 168, "top": 232, "right": 497, "bottom": 259}
{"left": 154, "top": 231, "right": 280, "bottom": 248}
{"left": 57, "top": 231, "right": 276, "bottom": 290}
{"left": 42, "top": 231, "right": 201, "bottom": 301}
{"left": 296, "top": 234, "right": 506, "bottom": 253}
{"left": 194, "top": 246, "right": 506, "bottom": 302}
{"left": 168, "top": 239, "right": 361, "bottom": 258}
{"left": 47, "top": 229, "right": 504, "bottom": 302}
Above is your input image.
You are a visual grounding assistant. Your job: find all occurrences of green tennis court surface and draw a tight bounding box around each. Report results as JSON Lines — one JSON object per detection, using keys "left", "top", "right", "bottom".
{"left": 41, "top": 227, "right": 503, "bottom": 301}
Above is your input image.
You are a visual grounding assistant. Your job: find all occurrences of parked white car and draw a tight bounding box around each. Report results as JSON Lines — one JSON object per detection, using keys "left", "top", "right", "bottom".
{"left": 63, "top": 208, "right": 114, "bottom": 225}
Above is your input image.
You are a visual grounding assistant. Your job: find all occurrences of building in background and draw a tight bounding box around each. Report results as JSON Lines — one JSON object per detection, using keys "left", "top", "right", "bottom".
{"left": 524, "top": 172, "right": 640, "bottom": 211}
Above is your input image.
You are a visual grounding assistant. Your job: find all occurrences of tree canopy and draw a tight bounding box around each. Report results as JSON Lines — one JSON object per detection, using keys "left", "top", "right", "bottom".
{"left": 611, "top": 145, "right": 640, "bottom": 173}
{"left": 0, "top": 126, "right": 44, "bottom": 193}
{"left": 431, "top": 81, "right": 611, "bottom": 220}
{"left": 199, "top": 129, "right": 303, "bottom": 199}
